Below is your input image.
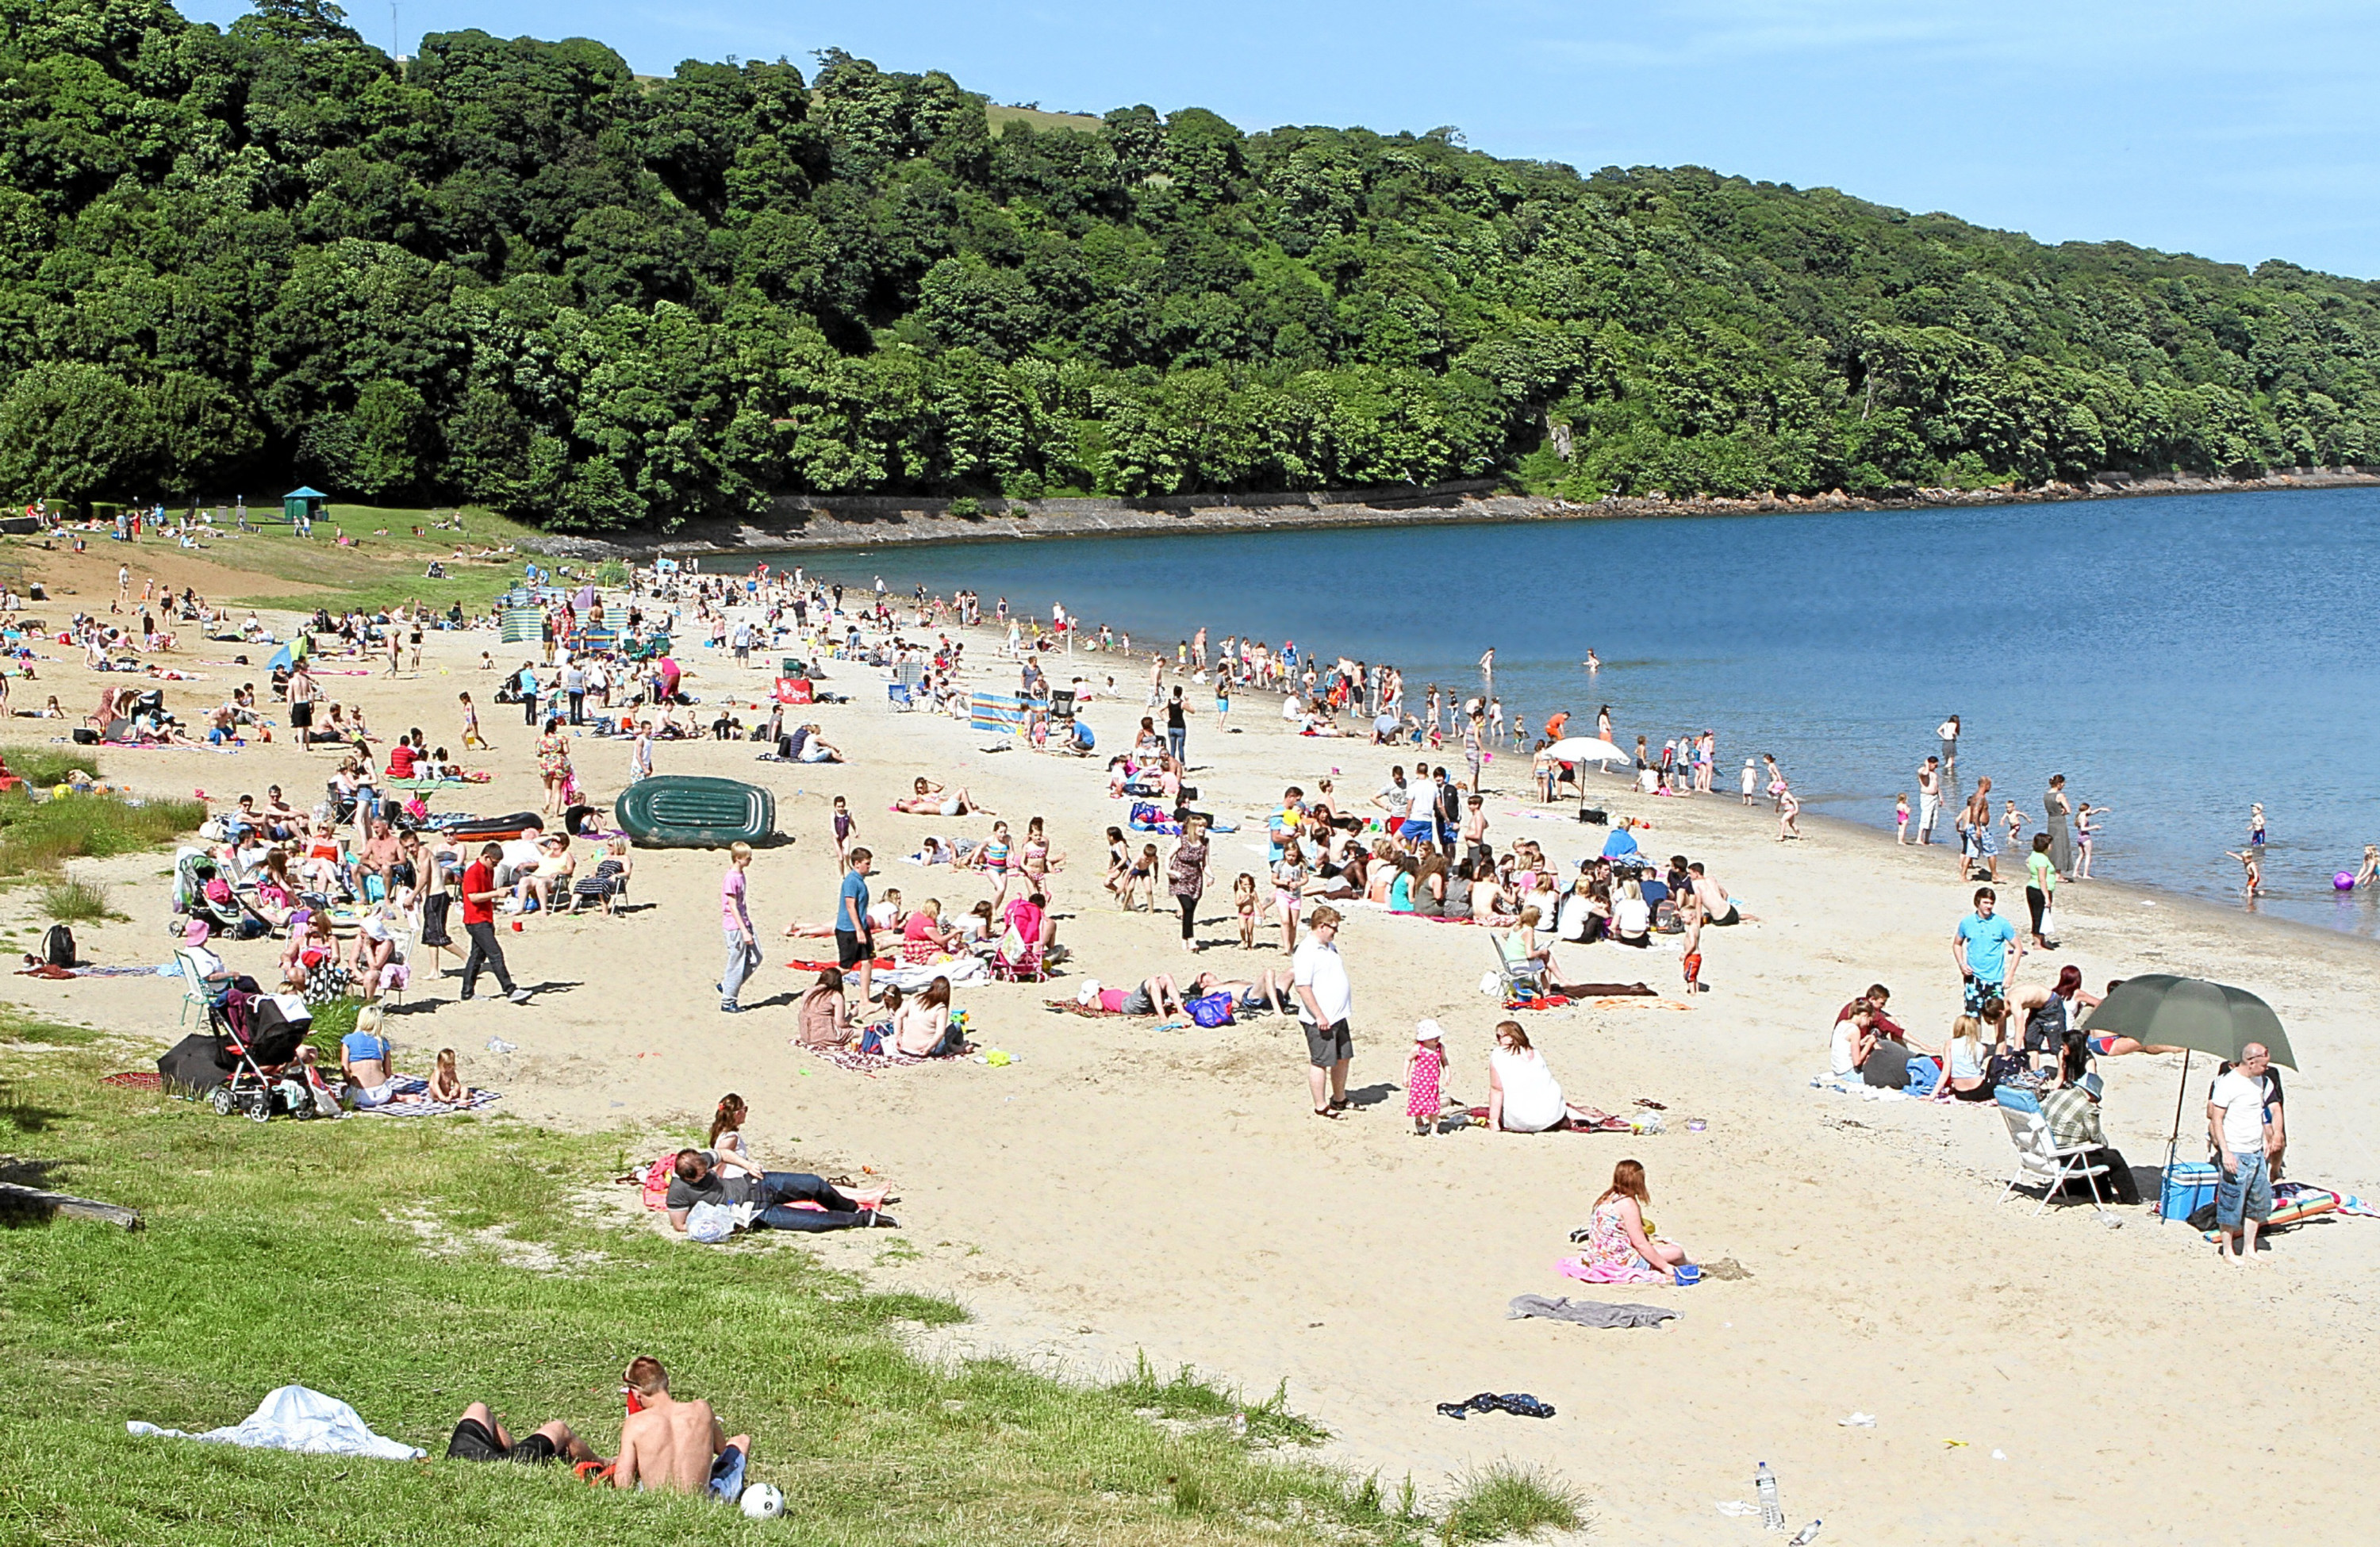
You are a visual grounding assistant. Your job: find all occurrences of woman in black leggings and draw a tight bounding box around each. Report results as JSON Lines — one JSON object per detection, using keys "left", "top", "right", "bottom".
{"left": 1167, "top": 814, "right": 1211, "bottom": 954}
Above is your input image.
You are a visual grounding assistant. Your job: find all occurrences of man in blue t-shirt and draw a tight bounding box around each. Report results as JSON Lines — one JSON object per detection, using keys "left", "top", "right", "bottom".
{"left": 1952, "top": 886, "right": 2021, "bottom": 1014}
{"left": 836, "top": 848, "right": 875, "bottom": 1006}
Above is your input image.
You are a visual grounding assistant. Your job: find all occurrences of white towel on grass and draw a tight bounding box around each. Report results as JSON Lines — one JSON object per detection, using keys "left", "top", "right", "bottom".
{"left": 127, "top": 1384, "right": 424, "bottom": 1461}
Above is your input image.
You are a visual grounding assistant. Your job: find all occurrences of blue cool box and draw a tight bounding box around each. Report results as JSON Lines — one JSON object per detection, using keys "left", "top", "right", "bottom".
{"left": 2160, "top": 1161, "right": 2220, "bottom": 1221}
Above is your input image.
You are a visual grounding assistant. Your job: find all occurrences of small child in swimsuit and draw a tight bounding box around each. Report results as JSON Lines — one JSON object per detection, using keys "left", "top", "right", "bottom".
{"left": 1406, "top": 1023, "right": 1447, "bottom": 1135}
{"left": 1894, "top": 793, "right": 1910, "bottom": 844}
{"left": 2250, "top": 803, "right": 2266, "bottom": 846}
{"left": 831, "top": 795, "right": 854, "bottom": 863}
{"left": 1234, "top": 873, "right": 1258, "bottom": 947}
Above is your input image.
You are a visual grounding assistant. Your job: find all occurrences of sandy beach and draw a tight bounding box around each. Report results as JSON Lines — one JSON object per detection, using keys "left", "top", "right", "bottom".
{"left": 14, "top": 568, "right": 2380, "bottom": 1545}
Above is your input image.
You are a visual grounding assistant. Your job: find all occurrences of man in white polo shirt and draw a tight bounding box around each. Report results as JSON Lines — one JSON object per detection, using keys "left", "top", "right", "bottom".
{"left": 1292, "top": 905, "right": 1353, "bottom": 1119}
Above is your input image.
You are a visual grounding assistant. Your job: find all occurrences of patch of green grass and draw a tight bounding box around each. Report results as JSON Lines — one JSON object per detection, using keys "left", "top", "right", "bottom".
{"left": 1440, "top": 1463, "right": 1584, "bottom": 1544}
{"left": 38, "top": 877, "right": 117, "bottom": 923}
{"left": 0, "top": 1053, "right": 1435, "bottom": 1547}
{"left": 0, "top": 789, "right": 205, "bottom": 877}
{"left": 2, "top": 745, "right": 100, "bottom": 788}
{"left": 0, "top": 1005, "right": 103, "bottom": 1050}
{"left": 1110, "top": 1350, "right": 1330, "bottom": 1446}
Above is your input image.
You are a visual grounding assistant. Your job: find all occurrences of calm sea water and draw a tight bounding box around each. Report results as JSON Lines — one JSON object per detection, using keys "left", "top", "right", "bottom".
{"left": 763, "top": 487, "right": 2380, "bottom": 937}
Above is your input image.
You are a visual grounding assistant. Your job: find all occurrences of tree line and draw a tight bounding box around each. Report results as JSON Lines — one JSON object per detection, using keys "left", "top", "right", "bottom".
{"left": 3, "top": 0, "right": 2376, "bottom": 528}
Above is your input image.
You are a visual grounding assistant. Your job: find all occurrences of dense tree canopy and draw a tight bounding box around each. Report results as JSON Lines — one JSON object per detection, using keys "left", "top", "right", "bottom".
{"left": 4, "top": 0, "right": 2378, "bottom": 527}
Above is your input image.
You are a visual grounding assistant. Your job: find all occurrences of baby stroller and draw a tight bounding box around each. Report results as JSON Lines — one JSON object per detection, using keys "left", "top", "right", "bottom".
{"left": 201, "top": 981, "right": 324, "bottom": 1123}
{"left": 170, "top": 850, "right": 255, "bottom": 938}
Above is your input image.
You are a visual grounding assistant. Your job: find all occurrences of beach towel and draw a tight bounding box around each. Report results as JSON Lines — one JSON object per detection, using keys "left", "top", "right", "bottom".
{"left": 877, "top": 956, "right": 988, "bottom": 992}
{"left": 1558, "top": 1254, "right": 1669, "bottom": 1285}
{"left": 127, "top": 1384, "right": 424, "bottom": 1461}
{"left": 1507, "top": 1293, "right": 1677, "bottom": 1330}
{"left": 788, "top": 957, "right": 892, "bottom": 973}
{"left": 1505, "top": 994, "right": 1574, "bottom": 1012}
{"left": 805, "top": 1041, "right": 973, "bottom": 1075}
{"left": 1557, "top": 981, "right": 1656, "bottom": 997}
{"left": 347, "top": 1075, "right": 502, "bottom": 1117}
{"left": 1045, "top": 998, "right": 1125, "bottom": 1018}
{"left": 1464, "top": 1106, "right": 1633, "bottom": 1133}
{"left": 102, "top": 1069, "right": 165, "bottom": 1090}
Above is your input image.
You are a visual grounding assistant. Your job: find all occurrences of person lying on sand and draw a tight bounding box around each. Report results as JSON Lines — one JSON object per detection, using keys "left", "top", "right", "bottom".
{"left": 891, "top": 776, "right": 992, "bottom": 816}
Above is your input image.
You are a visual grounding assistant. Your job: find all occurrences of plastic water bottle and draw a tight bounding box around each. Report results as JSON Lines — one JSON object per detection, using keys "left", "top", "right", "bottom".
{"left": 1756, "top": 1462, "right": 1783, "bottom": 1531}
{"left": 1787, "top": 1522, "right": 1822, "bottom": 1545}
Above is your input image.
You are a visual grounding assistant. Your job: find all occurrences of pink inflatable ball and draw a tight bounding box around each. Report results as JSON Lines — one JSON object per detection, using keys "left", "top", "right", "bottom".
{"left": 2336, "top": 872, "right": 2357, "bottom": 892}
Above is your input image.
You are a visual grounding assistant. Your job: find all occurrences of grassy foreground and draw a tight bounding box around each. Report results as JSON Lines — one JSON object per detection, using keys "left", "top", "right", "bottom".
{"left": 0, "top": 1038, "right": 1474, "bottom": 1547}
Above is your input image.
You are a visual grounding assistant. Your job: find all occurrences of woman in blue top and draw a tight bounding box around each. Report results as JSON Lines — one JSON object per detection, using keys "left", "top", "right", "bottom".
{"left": 341, "top": 1004, "right": 397, "bottom": 1107}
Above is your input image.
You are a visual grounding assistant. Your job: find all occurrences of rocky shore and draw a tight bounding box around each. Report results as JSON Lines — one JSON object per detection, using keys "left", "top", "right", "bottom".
{"left": 519, "top": 463, "right": 2380, "bottom": 559}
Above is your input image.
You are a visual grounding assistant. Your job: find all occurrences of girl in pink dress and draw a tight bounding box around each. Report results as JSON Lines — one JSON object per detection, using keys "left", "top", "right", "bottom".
{"left": 1406, "top": 1020, "right": 1448, "bottom": 1134}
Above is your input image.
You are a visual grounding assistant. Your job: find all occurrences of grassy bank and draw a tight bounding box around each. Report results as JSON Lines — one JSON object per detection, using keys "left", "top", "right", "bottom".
{"left": 0, "top": 782, "right": 205, "bottom": 879}
{"left": 0, "top": 1038, "right": 1461, "bottom": 1547}
{"left": 2, "top": 505, "right": 555, "bottom": 617}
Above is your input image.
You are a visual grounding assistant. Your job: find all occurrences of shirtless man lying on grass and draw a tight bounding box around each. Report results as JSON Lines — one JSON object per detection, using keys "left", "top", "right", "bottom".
{"left": 446, "top": 1401, "right": 601, "bottom": 1468}
{"left": 613, "top": 1356, "right": 752, "bottom": 1499}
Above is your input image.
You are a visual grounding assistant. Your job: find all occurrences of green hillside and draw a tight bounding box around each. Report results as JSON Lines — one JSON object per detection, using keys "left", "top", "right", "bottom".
{"left": 2, "top": 0, "right": 2375, "bottom": 528}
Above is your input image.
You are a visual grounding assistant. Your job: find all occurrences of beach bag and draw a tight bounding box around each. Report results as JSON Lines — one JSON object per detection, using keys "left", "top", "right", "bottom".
{"left": 858, "top": 1023, "right": 889, "bottom": 1055}
{"left": 639, "top": 1157, "right": 674, "bottom": 1210}
{"left": 685, "top": 1201, "right": 737, "bottom": 1243}
{"left": 1186, "top": 992, "right": 1235, "bottom": 1027}
{"left": 43, "top": 923, "right": 75, "bottom": 968}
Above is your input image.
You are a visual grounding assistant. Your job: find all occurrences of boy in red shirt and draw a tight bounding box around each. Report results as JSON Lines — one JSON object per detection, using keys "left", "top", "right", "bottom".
{"left": 461, "top": 842, "right": 532, "bottom": 1003}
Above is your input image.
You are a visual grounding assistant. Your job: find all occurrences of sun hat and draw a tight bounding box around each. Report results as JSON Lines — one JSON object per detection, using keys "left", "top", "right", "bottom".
{"left": 1415, "top": 1018, "right": 1445, "bottom": 1044}
{"left": 182, "top": 918, "right": 210, "bottom": 943}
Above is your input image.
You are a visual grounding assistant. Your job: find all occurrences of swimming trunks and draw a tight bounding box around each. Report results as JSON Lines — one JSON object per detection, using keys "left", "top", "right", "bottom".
{"left": 447, "top": 1417, "right": 557, "bottom": 1464}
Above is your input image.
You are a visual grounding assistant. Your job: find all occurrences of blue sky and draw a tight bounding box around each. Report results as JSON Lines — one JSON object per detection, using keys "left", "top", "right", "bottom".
{"left": 183, "top": 0, "right": 2380, "bottom": 278}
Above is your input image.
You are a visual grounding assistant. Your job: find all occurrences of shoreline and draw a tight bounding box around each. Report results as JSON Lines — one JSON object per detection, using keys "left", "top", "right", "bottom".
{"left": 788, "top": 562, "right": 2370, "bottom": 956}
{"left": 518, "top": 464, "right": 2380, "bottom": 560}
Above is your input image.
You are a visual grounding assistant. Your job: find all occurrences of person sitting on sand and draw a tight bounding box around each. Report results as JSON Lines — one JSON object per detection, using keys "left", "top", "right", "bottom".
{"left": 1610, "top": 879, "right": 1653, "bottom": 946}
{"left": 1488, "top": 1021, "right": 1618, "bottom": 1133}
{"left": 1575, "top": 1159, "right": 1693, "bottom": 1284}
{"left": 1831, "top": 1002, "right": 1879, "bottom": 1078}
{"left": 1686, "top": 862, "right": 1739, "bottom": 925}
{"left": 1928, "top": 1014, "right": 1998, "bottom": 1103}
{"left": 612, "top": 1357, "right": 751, "bottom": 1499}
{"left": 892, "top": 776, "right": 991, "bottom": 816}
{"left": 425, "top": 1047, "right": 468, "bottom": 1105}
{"left": 889, "top": 977, "right": 962, "bottom": 1057}
{"left": 340, "top": 1004, "right": 398, "bottom": 1108}
{"left": 797, "top": 968, "right": 854, "bottom": 1048}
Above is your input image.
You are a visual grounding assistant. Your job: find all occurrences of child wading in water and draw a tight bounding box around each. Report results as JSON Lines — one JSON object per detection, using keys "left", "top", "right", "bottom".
{"left": 2225, "top": 846, "right": 2263, "bottom": 897}
{"left": 1406, "top": 1020, "right": 1448, "bottom": 1135}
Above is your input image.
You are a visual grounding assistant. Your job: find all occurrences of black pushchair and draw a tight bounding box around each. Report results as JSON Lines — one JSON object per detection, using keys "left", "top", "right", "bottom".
{"left": 204, "top": 987, "right": 323, "bottom": 1123}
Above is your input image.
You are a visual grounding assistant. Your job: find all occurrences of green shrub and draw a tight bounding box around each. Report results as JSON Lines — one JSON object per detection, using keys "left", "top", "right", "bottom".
{"left": 40, "top": 878, "right": 114, "bottom": 922}
{"left": 1441, "top": 1463, "right": 1584, "bottom": 1543}
{"left": 594, "top": 559, "right": 629, "bottom": 585}
{"left": 3, "top": 746, "right": 101, "bottom": 787}
{"left": 0, "top": 789, "right": 205, "bottom": 877}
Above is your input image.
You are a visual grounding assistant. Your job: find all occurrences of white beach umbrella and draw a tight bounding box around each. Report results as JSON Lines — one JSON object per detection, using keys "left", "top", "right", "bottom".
{"left": 1545, "top": 737, "right": 1630, "bottom": 764}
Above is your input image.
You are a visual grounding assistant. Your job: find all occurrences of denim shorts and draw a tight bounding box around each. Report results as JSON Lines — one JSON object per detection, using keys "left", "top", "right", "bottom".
{"left": 2217, "top": 1150, "right": 2273, "bottom": 1227}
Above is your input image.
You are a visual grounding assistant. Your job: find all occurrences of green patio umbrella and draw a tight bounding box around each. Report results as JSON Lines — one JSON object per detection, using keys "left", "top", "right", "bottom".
{"left": 2082, "top": 975, "right": 2295, "bottom": 1223}
{"left": 2081, "top": 974, "right": 2294, "bottom": 1069}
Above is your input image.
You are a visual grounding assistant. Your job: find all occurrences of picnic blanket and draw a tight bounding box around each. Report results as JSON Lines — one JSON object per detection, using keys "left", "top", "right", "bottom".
{"left": 128, "top": 1384, "right": 424, "bottom": 1461}
{"left": 1507, "top": 1293, "right": 1677, "bottom": 1330}
{"left": 805, "top": 1042, "right": 973, "bottom": 1075}
{"left": 102, "top": 1069, "right": 165, "bottom": 1090}
{"left": 347, "top": 1075, "right": 503, "bottom": 1117}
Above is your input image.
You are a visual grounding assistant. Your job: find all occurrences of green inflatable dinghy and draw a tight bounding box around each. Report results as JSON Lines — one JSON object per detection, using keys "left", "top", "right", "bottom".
{"left": 616, "top": 775, "right": 777, "bottom": 848}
